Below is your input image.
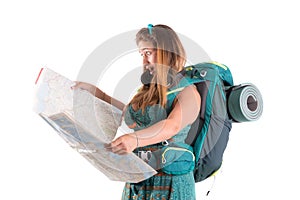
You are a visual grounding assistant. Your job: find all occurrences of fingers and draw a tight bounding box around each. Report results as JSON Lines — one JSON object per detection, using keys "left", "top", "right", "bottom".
{"left": 106, "top": 146, "right": 128, "bottom": 155}
{"left": 70, "top": 81, "right": 81, "bottom": 89}
{"left": 106, "top": 138, "right": 122, "bottom": 149}
{"left": 105, "top": 138, "right": 127, "bottom": 154}
{"left": 105, "top": 141, "right": 128, "bottom": 155}
{"left": 105, "top": 134, "right": 135, "bottom": 155}
{"left": 70, "top": 81, "right": 95, "bottom": 94}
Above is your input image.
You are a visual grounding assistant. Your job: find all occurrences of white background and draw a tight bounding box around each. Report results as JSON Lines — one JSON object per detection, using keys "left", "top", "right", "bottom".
{"left": 1, "top": 0, "right": 299, "bottom": 199}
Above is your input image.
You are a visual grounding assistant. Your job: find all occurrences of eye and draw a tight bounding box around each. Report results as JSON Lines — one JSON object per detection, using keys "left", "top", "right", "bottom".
{"left": 139, "top": 50, "right": 153, "bottom": 57}
{"left": 145, "top": 51, "right": 152, "bottom": 56}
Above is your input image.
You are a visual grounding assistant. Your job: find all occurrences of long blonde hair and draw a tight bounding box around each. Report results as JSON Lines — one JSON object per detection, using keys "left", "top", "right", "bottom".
{"left": 130, "top": 24, "right": 186, "bottom": 112}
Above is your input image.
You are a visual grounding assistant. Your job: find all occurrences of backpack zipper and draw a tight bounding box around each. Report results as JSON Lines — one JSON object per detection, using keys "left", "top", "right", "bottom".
{"left": 161, "top": 147, "right": 195, "bottom": 164}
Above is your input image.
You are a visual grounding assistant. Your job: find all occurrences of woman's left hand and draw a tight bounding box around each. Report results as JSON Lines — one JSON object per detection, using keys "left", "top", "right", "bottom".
{"left": 105, "top": 133, "right": 138, "bottom": 155}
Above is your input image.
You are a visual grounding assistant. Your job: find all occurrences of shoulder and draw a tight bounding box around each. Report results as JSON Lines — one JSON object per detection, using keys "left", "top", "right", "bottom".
{"left": 169, "top": 84, "right": 201, "bottom": 125}
{"left": 177, "top": 85, "right": 200, "bottom": 101}
{"left": 172, "top": 84, "right": 201, "bottom": 111}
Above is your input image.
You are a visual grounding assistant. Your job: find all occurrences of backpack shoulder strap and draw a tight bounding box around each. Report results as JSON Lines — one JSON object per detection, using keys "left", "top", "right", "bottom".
{"left": 166, "top": 68, "right": 204, "bottom": 112}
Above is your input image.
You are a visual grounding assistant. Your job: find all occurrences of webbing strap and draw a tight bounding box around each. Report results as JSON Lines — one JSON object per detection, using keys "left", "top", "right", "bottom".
{"left": 166, "top": 87, "right": 185, "bottom": 96}
{"left": 210, "top": 61, "right": 228, "bottom": 70}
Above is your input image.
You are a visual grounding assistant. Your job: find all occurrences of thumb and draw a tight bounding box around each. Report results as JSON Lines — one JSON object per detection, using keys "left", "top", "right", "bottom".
{"left": 108, "top": 137, "right": 122, "bottom": 148}
{"left": 70, "top": 81, "right": 79, "bottom": 89}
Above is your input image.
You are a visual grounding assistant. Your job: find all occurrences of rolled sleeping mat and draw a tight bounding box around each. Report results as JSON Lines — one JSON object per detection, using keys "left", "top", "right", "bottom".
{"left": 227, "top": 83, "right": 263, "bottom": 122}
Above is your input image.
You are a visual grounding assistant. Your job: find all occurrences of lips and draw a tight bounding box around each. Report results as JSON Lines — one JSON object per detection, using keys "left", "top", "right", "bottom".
{"left": 144, "top": 65, "right": 155, "bottom": 74}
{"left": 141, "top": 69, "right": 154, "bottom": 86}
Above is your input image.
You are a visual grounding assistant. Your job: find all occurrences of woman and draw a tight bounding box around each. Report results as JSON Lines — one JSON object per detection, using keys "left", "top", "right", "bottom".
{"left": 73, "top": 24, "right": 201, "bottom": 200}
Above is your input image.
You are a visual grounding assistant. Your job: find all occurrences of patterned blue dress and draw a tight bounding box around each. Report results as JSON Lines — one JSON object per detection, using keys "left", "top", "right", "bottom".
{"left": 122, "top": 95, "right": 196, "bottom": 199}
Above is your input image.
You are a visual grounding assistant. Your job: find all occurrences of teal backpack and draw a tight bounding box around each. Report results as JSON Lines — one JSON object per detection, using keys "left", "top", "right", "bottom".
{"left": 165, "top": 61, "right": 234, "bottom": 182}
{"left": 142, "top": 61, "right": 263, "bottom": 184}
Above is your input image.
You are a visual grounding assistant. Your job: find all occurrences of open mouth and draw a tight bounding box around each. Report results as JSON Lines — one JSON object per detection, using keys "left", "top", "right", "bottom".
{"left": 141, "top": 69, "right": 154, "bottom": 86}
{"left": 144, "top": 65, "right": 156, "bottom": 75}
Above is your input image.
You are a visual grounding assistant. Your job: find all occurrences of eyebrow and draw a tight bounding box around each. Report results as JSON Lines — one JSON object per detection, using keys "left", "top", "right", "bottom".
{"left": 139, "top": 48, "right": 156, "bottom": 53}
{"left": 140, "top": 48, "right": 152, "bottom": 51}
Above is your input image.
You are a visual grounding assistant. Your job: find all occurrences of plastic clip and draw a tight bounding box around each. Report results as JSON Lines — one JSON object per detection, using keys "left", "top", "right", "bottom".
{"left": 148, "top": 24, "right": 153, "bottom": 34}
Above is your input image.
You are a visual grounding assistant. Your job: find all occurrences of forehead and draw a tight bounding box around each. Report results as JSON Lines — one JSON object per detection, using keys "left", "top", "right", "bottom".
{"left": 138, "top": 41, "right": 155, "bottom": 51}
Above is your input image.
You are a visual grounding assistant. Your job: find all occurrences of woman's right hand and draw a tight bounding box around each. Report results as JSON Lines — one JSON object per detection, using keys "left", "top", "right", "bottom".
{"left": 71, "top": 81, "right": 126, "bottom": 111}
{"left": 71, "top": 81, "right": 101, "bottom": 96}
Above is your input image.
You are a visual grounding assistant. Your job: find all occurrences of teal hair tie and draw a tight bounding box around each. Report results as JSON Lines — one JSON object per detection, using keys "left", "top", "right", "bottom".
{"left": 148, "top": 24, "right": 153, "bottom": 34}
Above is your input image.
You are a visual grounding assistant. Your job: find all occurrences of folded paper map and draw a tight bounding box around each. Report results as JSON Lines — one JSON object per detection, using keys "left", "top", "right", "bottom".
{"left": 33, "top": 68, "right": 157, "bottom": 183}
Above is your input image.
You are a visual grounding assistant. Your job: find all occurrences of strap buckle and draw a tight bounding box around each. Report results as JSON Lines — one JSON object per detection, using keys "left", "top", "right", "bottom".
{"left": 137, "top": 150, "right": 152, "bottom": 162}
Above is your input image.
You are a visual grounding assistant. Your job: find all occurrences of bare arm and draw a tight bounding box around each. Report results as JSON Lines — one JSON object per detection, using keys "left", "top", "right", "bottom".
{"left": 107, "top": 85, "right": 201, "bottom": 154}
{"left": 71, "top": 81, "right": 125, "bottom": 111}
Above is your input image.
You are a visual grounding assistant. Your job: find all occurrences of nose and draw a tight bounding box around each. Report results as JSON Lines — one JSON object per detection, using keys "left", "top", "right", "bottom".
{"left": 143, "top": 55, "right": 149, "bottom": 65}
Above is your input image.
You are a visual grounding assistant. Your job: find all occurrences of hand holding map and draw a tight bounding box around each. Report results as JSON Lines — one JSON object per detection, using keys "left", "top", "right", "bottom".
{"left": 33, "top": 68, "right": 157, "bottom": 183}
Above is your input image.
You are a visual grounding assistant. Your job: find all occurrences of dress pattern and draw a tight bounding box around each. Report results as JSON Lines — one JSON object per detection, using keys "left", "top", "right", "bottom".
{"left": 122, "top": 92, "right": 196, "bottom": 200}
